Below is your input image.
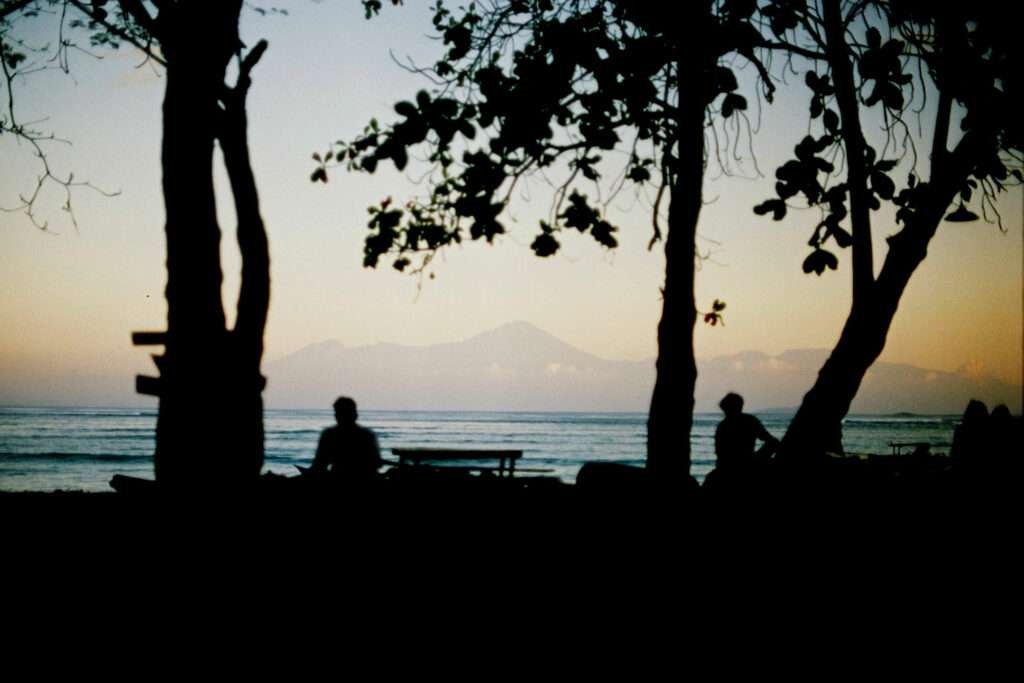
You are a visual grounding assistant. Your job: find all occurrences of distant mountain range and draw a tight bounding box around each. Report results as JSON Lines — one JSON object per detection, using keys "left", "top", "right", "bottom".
{"left": 265, "top": 321, "right": 653, "bottom": 412}
{"left": 1, "top": 321, "right": 1016, "bottom": 411}
{"left": 264, "top": 321, "right": 1022, "bottom": 414}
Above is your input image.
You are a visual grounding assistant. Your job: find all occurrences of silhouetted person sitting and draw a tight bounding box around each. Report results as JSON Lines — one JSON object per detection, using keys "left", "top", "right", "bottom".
{"left": 988, "top": 405, "right": 1014, "bottom": 468}
{"left": 714, "top": 392, "right": 779, "bottom": 471}
{"left": 310, "top": 397, "right": 382, "bottom": 483}
{"left": 951, "top": 399, "right": 988, "bottom": 476}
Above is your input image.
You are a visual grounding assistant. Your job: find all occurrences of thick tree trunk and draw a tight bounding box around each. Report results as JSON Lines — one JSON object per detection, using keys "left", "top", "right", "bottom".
{"left": 645, "top": 6, "right": 711, "bottom": 483}
{"left": 780, "top": 173, "right": 964, "bottom": 461}
{"left": 778, "top": 302, "right": 889, "bottom": 459}
{"left": 778, "top": 4, "right": 975, "bottom": 463}
{"left": 153, "top": 0, "right": 266, "bottom": 486}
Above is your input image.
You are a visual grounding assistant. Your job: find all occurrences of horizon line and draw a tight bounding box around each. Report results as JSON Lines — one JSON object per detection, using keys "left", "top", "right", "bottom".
{"left": 0, "top": 404, "right": 973, "bottom": 417}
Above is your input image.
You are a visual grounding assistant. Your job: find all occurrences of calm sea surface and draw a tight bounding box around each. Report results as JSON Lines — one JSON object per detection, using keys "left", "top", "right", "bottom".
{"left": 0, "top": 407, "right": 960, "bottom": 492}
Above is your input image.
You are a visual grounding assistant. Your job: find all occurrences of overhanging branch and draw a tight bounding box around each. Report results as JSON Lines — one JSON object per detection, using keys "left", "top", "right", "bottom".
{"left": 67, "top": 0, "right": 166, "bottom": 66}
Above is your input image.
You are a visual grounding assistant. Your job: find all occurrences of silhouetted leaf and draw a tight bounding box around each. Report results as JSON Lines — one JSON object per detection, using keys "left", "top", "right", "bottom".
{"left": 392, "top": 146, "right": 408, "bottom": 171}
{"left": 875, "top": 159, "right": 898, "bottom": 172}
{"left": 776, "top": 181, "right": 798, "bottom": 200}
{"left": 814, "top": 158, "right": 835, "bottom": 174}
{"left": 824, "top": 109, "right": 839, "bottom": 133}
{"left": 754, "top": 198, "right": 787, "bottom": 221}
{"left": 870, "top": 170, "right": 895, "bottom": 199}
{"left": 882, "top": 84, "right": 903, "bottom": 110}
{"left": 378, "top": 209, "right": 402, "bottom": 231}
{"left": 713, "top": 66, "right": 739, "bottom": 93}
{"left": 560, "top": 191, "right": 600, "bottom": 231}
{"left": 830, "top": 225, "right": 852, "bottom": 248}
{"left": 531, "top": 232, "right": 559, "bottom": 257}
{"left": 813, "top": 135, "right": 835, "bottom": 154}
{"left": 866, "top": 27, "right": 881, "bottom": 49}
{"left": 721, "top": 93, "right": 747, "bottom": 118}
{"left": 802, "top": 248, "right": 838, "bottom": 275}
{"left": 457, "top": 119, "right": 476, "bottom": 139}
{"left": 310, "top": 167, "right": 327, "bottom": 183}
{"left": 865, "top": 82, "right": 883, "bottom": 107}
{"left": 627, "top": 166, "right": 651, "bottom": 183}
{"left": 591, "top": 220, "right": 618, "bottom": 248}
{"left": 723, "top": 0, "right": 757, "bottom": 20}
{"left": 3, "top": 49, "right": 27, "bottom": 69}
{"left": 394, "top": 101, "right": 417, "bottom": 117}
{"left": 434, "top": 97, "right": 459, "bottom": 119}
{"left": 945, "top": 203, "right": 980, "bottom": 222}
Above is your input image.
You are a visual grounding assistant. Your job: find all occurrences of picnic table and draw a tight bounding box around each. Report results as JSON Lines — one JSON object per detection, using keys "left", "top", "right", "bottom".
{"left": 888, "top": 442, "right": 951, "bottom": 456}
{"left": 389, "top": 448, "right": 527, "bottom": 478}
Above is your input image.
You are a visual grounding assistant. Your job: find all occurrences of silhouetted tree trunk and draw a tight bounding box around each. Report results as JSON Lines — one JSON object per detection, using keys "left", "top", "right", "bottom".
{"left": 779, "top": 4, "right": 983, "bottom": 460}
{"left": 218, "top": 38, "right": 271, "bottom": 486}
{"left": 779, "top": 164, "right": 969, "bottom": 459}
{"left": 154, "top": 0, "right": 268, "bottom": 485}
{"left": 646, "top": 4, "right": 714, "bottom": 482}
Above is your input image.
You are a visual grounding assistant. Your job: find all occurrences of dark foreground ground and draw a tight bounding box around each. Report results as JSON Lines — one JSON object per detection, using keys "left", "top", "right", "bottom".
{"left": 4, "top": 454, "right": 1015, "bottom": 554}
{"left": 5, "top": 456, "right": 1022, "bottom": 641}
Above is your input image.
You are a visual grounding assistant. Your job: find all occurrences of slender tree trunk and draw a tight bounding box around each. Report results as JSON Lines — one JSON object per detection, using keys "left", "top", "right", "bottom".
{"left": 646, "top": 5, "right": 712, "bottom": 483}
{"left": 219, "top": 40, "right": 271, "bottom": 482}
{"left": 153, "top": 0, "right": 266, "bottom": 486}
{"left": 822, "top": 0, "right": 874, "bottom": 306}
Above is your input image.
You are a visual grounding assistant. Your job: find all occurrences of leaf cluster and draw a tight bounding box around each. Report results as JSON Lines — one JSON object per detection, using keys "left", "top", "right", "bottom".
{"left": 753, "top": 0, "right": 1022, "bottom": 278}
{"left": 323, "top": 0, "right": 772, "bottom": 274}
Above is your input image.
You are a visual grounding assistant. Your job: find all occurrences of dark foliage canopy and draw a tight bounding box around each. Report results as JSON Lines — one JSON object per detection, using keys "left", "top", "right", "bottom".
{"left": 753, "top": 0, "right": 1022, "bottom": 277}
{"left": 321, "top": 0, "right": 775, "bottom": 276}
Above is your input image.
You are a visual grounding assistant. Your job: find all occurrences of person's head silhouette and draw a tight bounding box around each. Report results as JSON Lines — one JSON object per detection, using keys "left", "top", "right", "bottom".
{"left": 333, "top": 396, "right": 358, "bottom": 427}
{"left": 719, "top": 392, "right": 744, "bottom": 417}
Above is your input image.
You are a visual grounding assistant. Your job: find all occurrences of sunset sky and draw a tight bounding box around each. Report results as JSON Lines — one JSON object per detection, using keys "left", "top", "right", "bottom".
{"left": 1, "top": 2, "right": 1020, "bottom": 409}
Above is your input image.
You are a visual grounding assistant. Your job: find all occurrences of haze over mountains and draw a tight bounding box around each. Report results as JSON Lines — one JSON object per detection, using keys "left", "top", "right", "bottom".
{"left": 1, "top": 321, "right": 1018, "bottom": 411}
{"left": 264, "top": 321, "right": 1022, "bottom": 414}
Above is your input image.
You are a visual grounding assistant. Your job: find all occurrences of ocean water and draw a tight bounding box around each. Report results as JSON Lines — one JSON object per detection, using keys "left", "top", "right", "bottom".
{"left": 0, "top": 407, "right": 960, "bottom": 492}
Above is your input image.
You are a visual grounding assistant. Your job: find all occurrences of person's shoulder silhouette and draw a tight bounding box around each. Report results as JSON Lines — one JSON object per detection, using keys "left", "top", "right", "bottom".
{"left": 311, "top": 397, "right": 381, "bottom": 479}
{"left": 714, "top": 393, "right": 778, "bottom": 469}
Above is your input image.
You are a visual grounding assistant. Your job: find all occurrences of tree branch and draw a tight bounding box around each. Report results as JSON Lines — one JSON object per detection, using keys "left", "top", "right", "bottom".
{"left": 67, "top": 0, "right": 166, "bottom": 66}
{"left": 929, "top": 24, "right": 953, "bottom": 179}
{"left": 117, "top": 0, "right": 157, "bottom": 35}
{"left": 0, "top": 36, "right": 18, "bottom": 128}
{"left": 0, "top": 0, "right": 36, "bottom": 22}
{"left": 822, "top": 0, "right": 874, "bottom": 304}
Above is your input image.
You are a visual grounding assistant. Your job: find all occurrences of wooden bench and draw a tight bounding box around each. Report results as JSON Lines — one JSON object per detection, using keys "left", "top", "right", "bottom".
{"left": 390, "top": 448, "right": 525, "bottom": 478}
{"left": 888, "top": 442, "right": 951, "bottom": 456}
